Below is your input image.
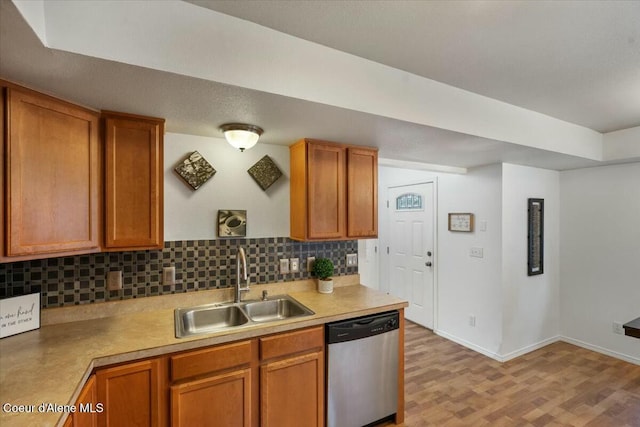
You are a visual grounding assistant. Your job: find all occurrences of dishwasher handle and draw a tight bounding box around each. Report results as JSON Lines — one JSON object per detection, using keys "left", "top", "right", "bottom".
{"left": 326, "top": 311, "right": 399, "bottom": 344}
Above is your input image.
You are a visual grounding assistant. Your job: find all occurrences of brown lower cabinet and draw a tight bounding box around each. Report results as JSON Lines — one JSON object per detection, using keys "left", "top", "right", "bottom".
{"left": 171, "top": 368, "right": 253, "bottom": 427}
{"left": 260, "top": 351, "right": 324, "bottom": 427}
{"left": 259, "top": 327, "right": 324, "bottom": 427}
{"left": 64, "top": 375, "right": 98, "bottom": 427}
{"left": 84, "top": 326, "right": 324, "bottom": 427}
{"left": 169, "top": 340, "right": 255, "bottom": 427}
{"left": 96, "top": 358, "right": 168, "bottom": 427}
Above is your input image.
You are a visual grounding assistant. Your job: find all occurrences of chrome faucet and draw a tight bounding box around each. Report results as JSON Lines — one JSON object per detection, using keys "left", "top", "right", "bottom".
{"left": 235, "top": 247, "right": 250, "bottom": 303}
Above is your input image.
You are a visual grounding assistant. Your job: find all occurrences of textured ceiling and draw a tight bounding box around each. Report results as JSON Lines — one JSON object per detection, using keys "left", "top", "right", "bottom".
{"left": 188, "top": 0, "right": 640, "bottom": 133}
{"left": 1, "top": 1, "right": 637, "bottom": 171}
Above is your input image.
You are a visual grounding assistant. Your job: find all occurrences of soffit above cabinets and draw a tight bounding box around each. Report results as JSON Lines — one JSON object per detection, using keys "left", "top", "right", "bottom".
{"left": 4, "top": 0, "right": 639, "bottom": 171}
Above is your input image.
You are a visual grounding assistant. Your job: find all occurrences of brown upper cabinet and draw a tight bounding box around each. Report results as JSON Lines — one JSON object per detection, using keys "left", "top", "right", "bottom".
{"left": 346, "top": 147, "right": 378, "bottom": 238}
{"left": 290, "top": 139, "right": 377, "bottom": 241}
{"left": 1, "top": 81, "right": 165, "bottom": 262}
{"left": 1, "top": 83, "right": 101, "bottom": 260}
{"left": 102, "top": 111, "right": 164, "bottom": 250}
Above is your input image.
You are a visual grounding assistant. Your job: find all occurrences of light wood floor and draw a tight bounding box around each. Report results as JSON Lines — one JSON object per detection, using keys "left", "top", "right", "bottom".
{"left": 384, "top": 321, "right": 640, "bottom": 427}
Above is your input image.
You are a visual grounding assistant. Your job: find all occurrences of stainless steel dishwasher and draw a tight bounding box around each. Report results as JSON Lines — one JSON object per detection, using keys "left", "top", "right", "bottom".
{"left": 326, "top": 310, "right": 399, "bottom": 427}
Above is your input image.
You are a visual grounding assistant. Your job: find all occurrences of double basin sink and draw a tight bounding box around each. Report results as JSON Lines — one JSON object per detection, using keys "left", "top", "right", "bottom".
{"left": 175, "top": 294, "right": 315, "bottom": 338}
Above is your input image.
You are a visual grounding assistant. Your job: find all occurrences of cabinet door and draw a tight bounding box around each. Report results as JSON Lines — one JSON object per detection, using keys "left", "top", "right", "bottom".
{"left": 103, "top": 112, "right": 164, "bottom": 250}
{"left": 307, "top": 142, "right": 345, "bottom": 239}
{"left": 5, "top": 87, "right": 100, "bottom": 256}
{"left": 171, "top": 368, "right": 252, "bottom": 427}
{"left": 347, "top": 147, "right": 378, "bottom": 237}
{"left": 1, "top": 87, "right": 6, "bottom": 261}
{"left": 96, "top": 358, "right": 164, "bottom": 427}
{"left": 70, "top": 374, "right": 99, "bottom": 427}
{"left": 260, "top": 351, "right": 324, "bottom": 427}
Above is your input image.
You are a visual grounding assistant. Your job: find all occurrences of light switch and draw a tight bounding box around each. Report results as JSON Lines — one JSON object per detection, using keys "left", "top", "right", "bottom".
{"left": 346, "top": 253, "right": 358, "bottom": 267}
{"left": 163, "top": 266, "right": 176, "bottom": 285}
{"left": 107, "top": 270, "right": 123, "bottom": 290}
{"left": 290, "top": 258, "right": 299, "bottom": 273}
{"left": 280, "top": 259, "right": 290, "bottom": 274}
{"left": 470, "top": 248, "right": 484, "bottom": 258}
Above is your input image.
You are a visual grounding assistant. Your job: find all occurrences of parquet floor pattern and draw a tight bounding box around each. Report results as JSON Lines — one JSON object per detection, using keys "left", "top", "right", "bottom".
{"left": 388, "top": 321, "right": 640, "bottom": 427}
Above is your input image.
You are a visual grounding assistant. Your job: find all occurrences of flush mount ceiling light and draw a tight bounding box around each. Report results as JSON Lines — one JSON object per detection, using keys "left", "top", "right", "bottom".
{"left": 220, "top": 123, "right": 264, "bottom": 152}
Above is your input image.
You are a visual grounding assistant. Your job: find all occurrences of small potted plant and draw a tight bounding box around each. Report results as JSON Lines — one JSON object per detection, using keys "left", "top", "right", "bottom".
{"left": 311, "top": 257, "right": 334, "bottom": 294}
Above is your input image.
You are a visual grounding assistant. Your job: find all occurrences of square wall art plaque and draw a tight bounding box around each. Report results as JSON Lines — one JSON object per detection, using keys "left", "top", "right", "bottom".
{"left": 247, "top": 155, "right": 283, "bottom": 191}
{"left": 175, "top": 151, "right": 216, "bottom": 190}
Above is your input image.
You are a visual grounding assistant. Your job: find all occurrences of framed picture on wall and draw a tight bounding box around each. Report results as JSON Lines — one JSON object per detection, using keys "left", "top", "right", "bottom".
{"left": 217, "top": 210, "right": 247, "bottom": 237}
{"left": 527, "top": 198, "right": 544, "bottom": 276}
{"left": 448, "top": 213, "right": 474, "bottom": 232}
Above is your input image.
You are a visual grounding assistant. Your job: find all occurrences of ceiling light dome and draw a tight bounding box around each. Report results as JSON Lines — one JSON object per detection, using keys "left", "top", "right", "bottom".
{"left": 220, "top": 123, "right": 264, "bottom": 152}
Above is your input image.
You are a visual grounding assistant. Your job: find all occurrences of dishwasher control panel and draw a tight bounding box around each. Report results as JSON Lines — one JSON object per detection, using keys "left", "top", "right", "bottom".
{"left": 326, "top": 310, "right": 400, "bottom": 344}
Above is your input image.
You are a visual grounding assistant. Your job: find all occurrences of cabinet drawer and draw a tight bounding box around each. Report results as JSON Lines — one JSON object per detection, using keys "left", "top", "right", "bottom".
{"left": 171, "top": 340, "right": 252, "bottom": 382}
{"left": 260, "top": 326, "right": 324, "bottom": 361}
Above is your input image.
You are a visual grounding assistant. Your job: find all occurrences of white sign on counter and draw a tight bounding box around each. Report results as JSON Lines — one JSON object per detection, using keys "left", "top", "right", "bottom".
{"left": 0, "top": 293, "right": 40, "bottom": 338}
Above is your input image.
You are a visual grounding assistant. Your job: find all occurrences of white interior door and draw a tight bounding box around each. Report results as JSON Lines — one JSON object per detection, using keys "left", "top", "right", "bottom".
{"left": 388, "top": 183, "right": 434, "bottom": 329}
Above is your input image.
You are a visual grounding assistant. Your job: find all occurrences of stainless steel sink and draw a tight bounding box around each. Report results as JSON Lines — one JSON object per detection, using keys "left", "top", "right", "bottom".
{"left": 175, "top": 304, "right": 249, "bottom": 338}
{"left": 243, "top": 296, "right": 314, "bottom": 323}
{"left": 174, "top": 295, "right": 314, "bottom": 338}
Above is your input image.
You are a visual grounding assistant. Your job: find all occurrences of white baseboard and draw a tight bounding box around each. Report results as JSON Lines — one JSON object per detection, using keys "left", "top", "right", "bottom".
{"left": 434, "top": 329, "right": 504, "bottom": 362}
{"left": 434, "top": 329, "right": 639, "bottom": 365}
{"left": 560, "top": 336, "right": 640, "bottom": 366}
{"left": 499, "top": 335, "right": 561, "bottom": 362}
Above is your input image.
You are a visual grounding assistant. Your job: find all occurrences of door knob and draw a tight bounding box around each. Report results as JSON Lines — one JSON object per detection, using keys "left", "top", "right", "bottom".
{"left": 425, "top": 262, "right": 432, "bottom": 267}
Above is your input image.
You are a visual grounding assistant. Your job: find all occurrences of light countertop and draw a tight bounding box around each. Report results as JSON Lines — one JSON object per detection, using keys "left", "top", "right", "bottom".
{"left": 0, "top": 277, "right": 406, "bottom": 426}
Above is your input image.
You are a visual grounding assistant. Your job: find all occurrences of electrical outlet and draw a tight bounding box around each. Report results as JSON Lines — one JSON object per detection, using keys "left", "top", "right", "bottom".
{"left": 346, "top": 253, "right": 358, "bottom": 267}
{"left": 280, "top": 259, "right": 290, "bottom": 274}
{"left": 307, "top": 257, "right": 316, "bottom": 272}
{"left": 163, "top": 266, "right": 176, "bottom": 285}
{"left": 469, "top": 315, "right": 476, "bottom": 327}
{"left": 613, "top": 321, "right": 624, "bottom": 335}
{"left": 107, "top": 270, "right": 123, "bottom": 291}
{"left": 290, "top": 258, "right": 299, "bottom": 273}
{"left": 470, "top": 247, "right": 484, "bottom": 258}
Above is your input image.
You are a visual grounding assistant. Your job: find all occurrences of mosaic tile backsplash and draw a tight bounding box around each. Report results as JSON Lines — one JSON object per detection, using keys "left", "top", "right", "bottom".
{"left": 0, "top": 238, "right": 358, "bottom": 308}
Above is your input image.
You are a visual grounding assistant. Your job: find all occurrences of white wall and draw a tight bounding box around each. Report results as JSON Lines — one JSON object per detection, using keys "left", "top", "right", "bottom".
{"left": 560, "top": 162, "right": 640, "bottom": 363}
{"left": 437, "top": 165, "right": 504, "bottom": 357}
{"left": 603, "top": 126, "right": 640, "bottom": 160}
{"left": 501, "top": 164, "right": 560, "bottom": 358}
{"left": 164, "top": 133, "right": 290, "bottom": 241}
{"left": 358, "top": 239, "right": 380, "bottom": 290}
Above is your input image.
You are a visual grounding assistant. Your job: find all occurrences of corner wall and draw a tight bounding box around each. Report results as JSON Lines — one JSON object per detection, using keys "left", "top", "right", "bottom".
{"left": 501, "top": 164, "right": 560, "bottom": 358}
{"left": 560, "top": 162, "right": 640, "bottom": 363}
{"left": 437, "top": 164, "right": 504, "bottom": 357}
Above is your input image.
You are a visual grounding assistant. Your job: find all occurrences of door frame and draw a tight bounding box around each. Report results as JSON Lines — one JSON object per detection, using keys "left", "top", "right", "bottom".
{"left": 382, "top": 179, "right": 438, "bottom": 331}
